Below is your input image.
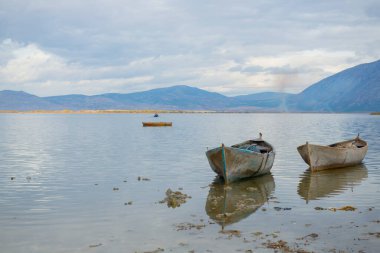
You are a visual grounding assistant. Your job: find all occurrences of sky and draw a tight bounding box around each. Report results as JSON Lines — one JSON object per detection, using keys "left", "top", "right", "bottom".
{"left": 0, "top": 0, "right": 380, "bottom": 97}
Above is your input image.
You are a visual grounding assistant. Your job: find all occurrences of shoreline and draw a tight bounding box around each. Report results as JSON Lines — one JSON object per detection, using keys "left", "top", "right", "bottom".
{"left": 0, "top": 110, "right": 376, "bottom": 114}
{"left": 0, "top": 109, "right": 214, "bottom": 114}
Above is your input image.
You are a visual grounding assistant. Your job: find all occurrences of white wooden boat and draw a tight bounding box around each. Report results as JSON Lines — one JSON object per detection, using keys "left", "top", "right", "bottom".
{"left": 297, "top": 135, "right": 368, "bottom": 171}
{"left": 206, "top": 133, "right": 275, "bottom": 183}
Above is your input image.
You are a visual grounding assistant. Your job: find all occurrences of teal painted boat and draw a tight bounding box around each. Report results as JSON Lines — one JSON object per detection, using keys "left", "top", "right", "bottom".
{"left": 206, "top": 133, "right": 275, "bottom": 183}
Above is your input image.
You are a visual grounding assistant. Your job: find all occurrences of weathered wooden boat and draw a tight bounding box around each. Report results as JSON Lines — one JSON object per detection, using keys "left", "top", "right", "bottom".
{"left": 205, "top": 133, "right": 275, "bottom": 183}
{"left": 297, "top": 164, "right": 368, "bottom": 203}
{"left": 297, "top": 135, "right": 368, "bottom": 171}
{"left": 142, "top": 122, "right": 172, "bottom": 127}
{"left": 205, "top": 174, "right": 275, "bottom": 227}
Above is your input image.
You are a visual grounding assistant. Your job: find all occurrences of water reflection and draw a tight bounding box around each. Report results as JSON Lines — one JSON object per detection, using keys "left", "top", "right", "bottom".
{"left": 298, "top": 164, "right": 368, "bottom": 203}
{"left": 205, "top": 174, "right": 275, "bottom": 228}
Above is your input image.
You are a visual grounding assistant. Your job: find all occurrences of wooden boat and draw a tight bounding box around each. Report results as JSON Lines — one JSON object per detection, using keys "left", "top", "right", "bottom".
{"left": 297, "top": 135, "right": 368, "bottom": 171}
{"left": 297, "top": 164, "right": 367, "bottom": 203}
{"left": 205, "top": 133, "right": 275, "bottom": 183}
{"left": 142, "top": 122, "right": 172, "bottom": 127}
{"left": 205, "top": 174, "right": 275, "bottom": 227}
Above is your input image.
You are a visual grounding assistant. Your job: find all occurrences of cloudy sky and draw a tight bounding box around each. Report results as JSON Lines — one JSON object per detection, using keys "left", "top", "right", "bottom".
{"left": 0, "top": 0, "right": 380, "bottom": 96}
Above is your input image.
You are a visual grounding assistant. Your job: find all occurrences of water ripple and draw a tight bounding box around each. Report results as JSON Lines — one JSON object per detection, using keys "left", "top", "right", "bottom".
{"left": 1, "top": 113, "right": 379, "bottom": 252}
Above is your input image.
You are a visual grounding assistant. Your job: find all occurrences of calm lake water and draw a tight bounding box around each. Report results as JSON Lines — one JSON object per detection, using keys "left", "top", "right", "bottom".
{"left": 0, "top": 113, "right": 379, "bottom": 253}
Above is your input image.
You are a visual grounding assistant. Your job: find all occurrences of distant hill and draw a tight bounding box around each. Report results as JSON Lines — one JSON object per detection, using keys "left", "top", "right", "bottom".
{"left": 289, "top": 60, "right": 380, "bottom": 112}
{"left": 44, "top": 94, "right": 123, "bottom": 110}
{"left": 98, "top": 85, "right": 229, "bottom": 110}
{"left": 1, "top": 60, "right": 379, "bottom": 112}
{"left": 229, "top": 92, "right": 296, "bottom": 111}
{"left": 0, "top": 90, "right": 61, "bottom": 110}
{"left": 41, "top": 85, "right": 229, "bottom": 110}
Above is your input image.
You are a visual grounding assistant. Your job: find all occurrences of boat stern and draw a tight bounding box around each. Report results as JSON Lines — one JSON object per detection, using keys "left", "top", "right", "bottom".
{"left": 205, "top": 147, "right": 225, "bottom": 178}
{"left": 297, "top": 143, "right": 311, "bottom": 166}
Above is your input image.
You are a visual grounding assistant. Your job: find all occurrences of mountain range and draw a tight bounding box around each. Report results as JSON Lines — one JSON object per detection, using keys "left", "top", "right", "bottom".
{"left": 1, "top": 60, "right": 379, "bottom": 112}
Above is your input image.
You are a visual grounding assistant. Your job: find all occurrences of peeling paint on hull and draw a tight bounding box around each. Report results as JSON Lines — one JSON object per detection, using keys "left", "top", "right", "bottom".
{"left": 206, "top": 138, "right": 275, "bottom": 183}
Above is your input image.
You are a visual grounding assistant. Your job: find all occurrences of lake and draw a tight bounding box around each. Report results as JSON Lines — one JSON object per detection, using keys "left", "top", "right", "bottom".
{"left": 0, "top": 113, "right": 379, "bottom": 252}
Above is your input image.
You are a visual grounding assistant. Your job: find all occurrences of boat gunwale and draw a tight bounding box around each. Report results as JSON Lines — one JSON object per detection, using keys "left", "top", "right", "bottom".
{"left": 229, "top": 145, "right": 275, "bottom": 154}
{"left": 207, "top": 141, "right": 275, "bottom": 155}
{"left": 232, "top": 140, "right": 274, "bottom": 151}
{"left": 297, "top": 138, "right": 367, "bottom": 151}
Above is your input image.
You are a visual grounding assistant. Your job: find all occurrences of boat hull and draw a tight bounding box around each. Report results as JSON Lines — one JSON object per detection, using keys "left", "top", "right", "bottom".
{"left": 206, "top": 145, "right": 275, "bottom": 183}
{"left": 142, "top": 122, "right": 172, "bottom": 127}
{"left": 297, "top": 138, "right": 368, "bottom": 171}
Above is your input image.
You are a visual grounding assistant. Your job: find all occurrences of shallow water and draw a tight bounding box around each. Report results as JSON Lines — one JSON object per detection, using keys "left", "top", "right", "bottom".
{"left": 0, "top": 113, "right": 379, "bottom": 252}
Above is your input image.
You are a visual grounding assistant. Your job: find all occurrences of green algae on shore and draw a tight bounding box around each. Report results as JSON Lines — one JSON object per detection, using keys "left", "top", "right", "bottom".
{"left": 159, "top": 189, "right": 191, "bottom": 208}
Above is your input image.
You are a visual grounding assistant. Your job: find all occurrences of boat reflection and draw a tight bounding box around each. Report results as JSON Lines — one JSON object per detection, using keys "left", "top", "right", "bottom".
{"left": 298, "top": 164, "right": 368, "bottom": 203}
{"left": 205, "top": 174, "right": 275, "bottom": 227}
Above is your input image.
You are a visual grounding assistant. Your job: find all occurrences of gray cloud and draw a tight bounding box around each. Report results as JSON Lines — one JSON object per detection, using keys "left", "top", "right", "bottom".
{"left": 0, "top": 0, "right": 379, "bottom": 96}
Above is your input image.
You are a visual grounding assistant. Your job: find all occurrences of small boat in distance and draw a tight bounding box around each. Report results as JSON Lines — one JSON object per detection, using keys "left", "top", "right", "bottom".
{"left": 154, "top": 113, "right": 159, "bottom": 117}
{"left": 142, "top": 122, "right": 172, "bottom": 127}
{"left": 297, "top": 135, "right": 368, "bottom": 171}
{"left": 206, "top": 133, "right": 275, "bottom": 184}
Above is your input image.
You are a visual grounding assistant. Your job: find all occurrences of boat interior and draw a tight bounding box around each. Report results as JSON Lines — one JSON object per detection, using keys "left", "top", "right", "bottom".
{"left": 232, "top": 140, "right": 273, "bottom": 153}
{"left": 329, "top": 139, "right": 366, "bottom": 149}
